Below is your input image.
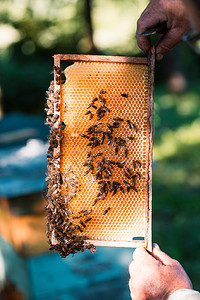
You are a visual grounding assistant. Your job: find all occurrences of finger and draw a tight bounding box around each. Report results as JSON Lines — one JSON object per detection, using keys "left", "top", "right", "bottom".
{"left": 153, "top": 243, "right": 160, "bottom": 250}
{"left": 156, "top": 27, "right": 184, "bottom": 59}
{"left": 128, "top": 260, "right": 135, "bottom": 276}
{"left": 136, "top": 12, "right": 166, "bottom": 54}
{"left": 136, "top": 36, "right": 151, "bottom": 55}
{"left": 128, "top": 278, "right": 134, "bottom": 300}
{"left": 152, "top": 246, "right": 174, "bottom": 265}
{"left": 133, "top": 247, "right": 157, "bottom": 264}
{"left": 128, "top": 278, "right": 132, "bottom": 289}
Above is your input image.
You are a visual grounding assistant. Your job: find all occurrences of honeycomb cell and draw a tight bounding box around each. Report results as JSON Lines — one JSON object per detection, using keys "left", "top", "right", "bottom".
{"left": 59, "top": 61, "right": 151, "bottom": 243}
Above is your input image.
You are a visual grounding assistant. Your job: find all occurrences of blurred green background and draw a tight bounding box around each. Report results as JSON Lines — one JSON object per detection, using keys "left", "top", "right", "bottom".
{"left": 0, "top": 0, "right": 200, "bottom": 296}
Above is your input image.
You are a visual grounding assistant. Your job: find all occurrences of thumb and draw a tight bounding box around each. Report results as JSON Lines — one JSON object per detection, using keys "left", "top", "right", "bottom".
{"left": 133, "top": 247, "right": 160, "bottom": 264}
{"left": 152, "top": 244, "right": 174, "bottom": 265}
{"left": 133, "top": 247, "right": 152, "bottom": 261}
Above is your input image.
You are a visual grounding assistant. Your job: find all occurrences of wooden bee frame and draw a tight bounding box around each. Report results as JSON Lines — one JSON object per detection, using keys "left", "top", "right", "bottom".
{"left": 46, "top": 47, "right": 155, "bottom": 257}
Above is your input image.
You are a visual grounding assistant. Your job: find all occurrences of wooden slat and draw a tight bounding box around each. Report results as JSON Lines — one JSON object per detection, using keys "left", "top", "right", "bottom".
{"left": 54, "top": 55, "right": 61, "bottom": 84}
{"left": 146, "top": 46, "right": 156, "bottom": 252}
{"left": 85, "top": 239, "right": 145, "bottom": 248}
{"left": 54, "top": 54, "right": 148, "bottom": 64}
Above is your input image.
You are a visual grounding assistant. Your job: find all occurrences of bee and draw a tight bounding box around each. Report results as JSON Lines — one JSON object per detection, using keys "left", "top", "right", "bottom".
{"left": 85, "top": 217, "right": 92, "bottom": 223}
{"left": 107, "top": 136, "right": 113, "bottom": 145}
{"left": 85, "top": 110, "right": 91, "bottom": 115}
{"left": 117, "top": 137, "right": 126, "bottom": 147}
{"left": 86, "top": 104, "right": 91, "bottom": 109}
{"left": 100, "top": 133, "right": 105, "bottom": 144}
{"left": 83, "top": 209, "right": 92, "bottom": 215}
{"left": 132, "top": 161, "right": 136, "bottom": 169}
{"left": 107, "top": 160, "right": 116, "bottom": 165}
{"left": 86, "top": 142, "right": 93, "bottom": 147}
{"left": 100, "top": 89, "right": 107, "bottom": 94}
{"left": 136, "top": 172, "right": 141, "bottom": 180}
{"left": 72, "top": 215, "right": 81, "bottom": 219}
{"left": 113, "top": 117, "right": 123, "bottom": 122}
{"left": 102, "top": 98, "right": 106, "bottom": 106}
{"left": 132, "top": 186, "right": 138, "bottom": 193}
{"left": 96, "top": 152, "right": 103, "bottom": 157}
{"left": 87, "top": 125, "right": 96, "bottom": 134}
{"left": 112, "top": 122, "right": 120, "bottom": 128}
{"left": 104, "top": 168, "right": 112, "bottom": 179}
{"left": 119, "top": 185, "right": 125, "bottom": 193}
{"left": 87, "top": 151, "right": 92, "bottom": 158}
{"left": 51, "top": 139, "right": 58, "bottom": 148}
{"left": 95, "top": 122, "right": 103, "bottom": 127}
{"left": 116, "top": 161, "right": 125, "bottom": 168}
{"left": 121, "top": 93, "right": 128, "bottom": 98}
{"left": 136, "top": 160, "right": 141, "bottom": 168}
{"left": 92, "top": 97, "right": 98, "bottom": 103}
{"left": 103, "top": 207, "right": 111, "bottom": 215}
{"left": 123, "top": 180, "right": 131, "bottom": 188}
{"left": 64, "top": 103, "right": 67, "bottom": 113}
{"left": 79, "top": 209, "right": 87, "bottom": 214}
{"left": 84, "top": 170, "right": 90, "bottom": 176}
{"left": 54, "top": 65, "right": 61, "bottom": 73}
{"left": 127, "top": 119, "right": 132, "bottom": 129}
{"left": 132, "top": 124, "right": 138, "bottom": 132}
{"left": 128, "top": 136, "right": 135, "bottom": 141}
{"left": 124, "top": 171, "right": 131, "bottom": 179}
{"left": 125, "top": 167, "right": 132, "bottom": 175}
{"left": 112, "top": 189, "right": 117, "bottom": 196}
{"left": 89, "top": 113, "right": 94, "bottom": 120}
{"left": 95, "top": 130, "right": 103, "bottom": 134}
{"left": 80, "top": 134, "right": 90, "bottom": 139}
{"left": 80, "top": 220, "right": 86, "bottom": 228}
{"left": 112, "top": 181, "right": 120, "bottom": 187}
{"left": 77, "top": 225, "right": 83, "bottom": 233}
{"left": 97, "top": 114, "right": 105, "bottom": 121}
{"left": 66, "top": 196, "right": 74, "bottom": 202}
{"left": 103, "top": 106, "right": 110, "bottom": 113}
{"left": 125, "top": 149, "right": 128, "bottom": 158}
{"left": 106, "top": 123, "right": 113, "bottom": 130}
{"left": 68, "top": 207, "right": 74, "bottom": 214}
{"left": 54, "top": 102, "right": 60, "bottom": 112}
{"left": 113, "top": 137, "right": 117, "bottom": 147}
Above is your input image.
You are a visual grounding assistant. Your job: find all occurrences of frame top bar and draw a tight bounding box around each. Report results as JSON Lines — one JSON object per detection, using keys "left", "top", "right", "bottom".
{"left": 54, "top": 54, "right": 148, "bottom": 64}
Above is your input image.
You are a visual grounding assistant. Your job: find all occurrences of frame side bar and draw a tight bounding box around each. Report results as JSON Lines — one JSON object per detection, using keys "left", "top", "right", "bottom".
{"left": 54, "top": 55, "right": 61, "bottom": 83}
{"left": 54, "top": 54, "right": 148, "bottom": 64}
{"left": 146, "top": 46, "right": 155, "bottom": 252}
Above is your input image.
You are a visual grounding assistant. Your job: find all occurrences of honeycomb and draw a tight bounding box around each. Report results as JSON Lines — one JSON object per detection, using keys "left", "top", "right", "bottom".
{"left": 59, "top": 61, "right": 151, "bottom": 244}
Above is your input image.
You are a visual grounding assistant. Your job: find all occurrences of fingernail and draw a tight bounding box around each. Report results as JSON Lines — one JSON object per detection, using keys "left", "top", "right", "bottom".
{"left": 156, "top": 53, "right": 163, "bottom": 61}
{"left": 153, "top": 243, "right": 160, "bottom": 249}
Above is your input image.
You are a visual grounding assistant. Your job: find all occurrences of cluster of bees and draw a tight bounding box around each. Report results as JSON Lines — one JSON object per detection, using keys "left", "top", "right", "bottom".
{"left": 81, "top": 90, "right": 142, "bottom": 210}
{"left": 61, "top": 167, "right": 94, "bottom": 232}
{"left": 46, "top": 72, "right": 142, "bottom": 257}
{"left": 45, "top": 75, "right": 96, "bottom": 258}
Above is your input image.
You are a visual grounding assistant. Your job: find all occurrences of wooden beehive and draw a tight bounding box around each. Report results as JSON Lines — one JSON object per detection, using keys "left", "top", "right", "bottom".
{"left": 46, "top": 48, "right": 155, "bottom": 257}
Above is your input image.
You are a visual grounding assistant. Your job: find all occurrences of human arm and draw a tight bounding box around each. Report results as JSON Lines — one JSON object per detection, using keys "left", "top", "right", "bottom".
{"left": 128, "top": 244, "right": 200, "bottom": 300}
{"left": 136, "top": 0, "right": 192, "bottom": 60}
